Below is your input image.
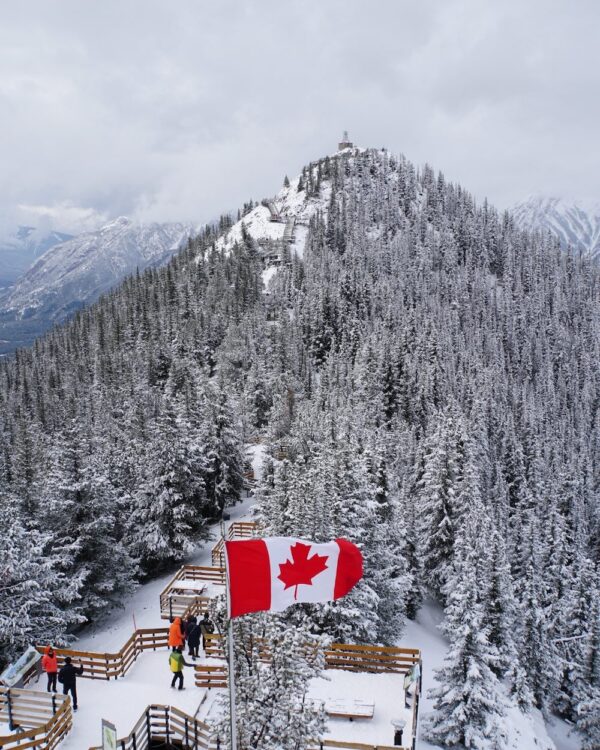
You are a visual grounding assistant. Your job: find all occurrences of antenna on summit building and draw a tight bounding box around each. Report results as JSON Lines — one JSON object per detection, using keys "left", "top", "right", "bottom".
{"left": 338, "top": 130, "right": 353, "bottom": 151}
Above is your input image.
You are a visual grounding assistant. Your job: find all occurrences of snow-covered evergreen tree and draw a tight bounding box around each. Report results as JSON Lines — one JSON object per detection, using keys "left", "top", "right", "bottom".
{"left": 425, "top": 512, "right": 507, "bottom": 749}
{"left": 0, "top": 491, "right": 80, "bottom": 665}
{"left": 217, "top": 608, "right": 326, "bottom": 750}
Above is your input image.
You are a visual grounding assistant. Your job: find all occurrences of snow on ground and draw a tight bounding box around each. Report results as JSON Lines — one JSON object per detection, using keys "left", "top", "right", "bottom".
{"left": 290, "top": 223, "right": 309, "bottom": 258}
{"left": 261, "top": 265, "right": 278, "bottom": 290}
{"left": 214, "top": 205, "right": 285, "bottom": 254}
{"left": 247, "top": 442, "right": 266, "bottom": 484}
{"left": 207, "top": 170, "right": 329, "bottom": 261}
{"left": 310, "top": 670, "right": 411, "bottom": 747}
{"left": 545, "top": 715, "right": 584, "bottom": 750}
{"left": 188, "top": 668, "right": 412, "bottom": 749}
{"left": 30, "top": 652, "right": 205, "bottom": 749}
{"left": 399, "top": 601, "right": 581, "bottom": 750}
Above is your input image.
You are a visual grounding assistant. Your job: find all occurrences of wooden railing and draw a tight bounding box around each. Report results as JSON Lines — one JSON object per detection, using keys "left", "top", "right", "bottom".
{"left": 88, "top": 704, "right": 211, "bottom": 750}
{"left": 211, "top": 521, "right": 259, "bottom": 566}
{"left": 324, "top": 643, "right": 420, "bottom": 673}
{"left": 159, "top": 565, "right": 226, "bottom": 620}
{"left": 228, "top": 521, "right": 258, "bottom": 539}
{"left": 211, "top": 540, "right": 225, "bottom": 567}
{"left": 194, "top": 663, "right": 228, "bottom": 689}
{"left": 0, "top": 687, "right": 72, "bottom": 750}
{"left": 195, "top": 634, "right": 420, "bottom": 674}
{"left": 204, "top": 632, "right": 226, "bottom": 659}
{"left": 36, "top": 627, "right": 169, "bottom": 681}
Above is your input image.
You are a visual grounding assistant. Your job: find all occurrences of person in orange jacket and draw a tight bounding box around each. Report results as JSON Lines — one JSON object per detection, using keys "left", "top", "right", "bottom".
{"left": 41, "top": 646, "right": 58, "bottom": 693}
{"left": 168, "top": 617, "right": 185, "bottom": 648}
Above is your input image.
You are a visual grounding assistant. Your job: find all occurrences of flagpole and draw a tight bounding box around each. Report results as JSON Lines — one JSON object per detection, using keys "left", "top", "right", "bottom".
{"left": 227, "top": 618, "right": 238, "bottom": 750}
{"left": 223, "top": 522, "right": 238, "bottom": 750}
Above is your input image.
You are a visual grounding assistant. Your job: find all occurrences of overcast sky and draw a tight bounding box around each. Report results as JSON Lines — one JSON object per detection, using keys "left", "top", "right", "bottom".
{"left": 1, "top": 0, "right": 599, "bottom": 234}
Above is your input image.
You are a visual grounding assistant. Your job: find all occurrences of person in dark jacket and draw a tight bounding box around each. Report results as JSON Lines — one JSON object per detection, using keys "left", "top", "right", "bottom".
{"left": 58, "top": 656, "right": 84, "bottom": 710}
{"left": 184, "top": 615, "right": 197, "bottom": 641}
{"left": 187, "top": 620, "right": 202, "bottom": 659}
{"left": 200, "top": 612, "right": 214, "bottom": 651}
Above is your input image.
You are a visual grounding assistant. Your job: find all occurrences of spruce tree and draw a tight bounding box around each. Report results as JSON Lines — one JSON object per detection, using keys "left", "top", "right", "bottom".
{"left": 425, "top": 513, "right": 507, "bottom": 749}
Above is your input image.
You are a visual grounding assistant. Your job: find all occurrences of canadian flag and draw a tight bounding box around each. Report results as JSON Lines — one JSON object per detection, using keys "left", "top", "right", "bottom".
{"left": 224, "top": 537, "right": 363, "bottom": 618}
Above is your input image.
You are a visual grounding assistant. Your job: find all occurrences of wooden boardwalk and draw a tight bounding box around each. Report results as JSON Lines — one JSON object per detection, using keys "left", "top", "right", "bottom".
{"left": 0, "top": 687, "right": 72, "bottom": 750}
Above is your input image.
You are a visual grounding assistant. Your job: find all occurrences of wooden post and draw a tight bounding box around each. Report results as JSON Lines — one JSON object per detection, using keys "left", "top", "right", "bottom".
{"left": 221, "top": 517, "right": 239, "bottom": 750}
{"left": 6, "top": 688, "right": 14, "bottom": 731}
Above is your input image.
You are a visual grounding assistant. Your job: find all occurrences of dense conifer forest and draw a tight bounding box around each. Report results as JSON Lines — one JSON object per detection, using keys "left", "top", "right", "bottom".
{"left": 1, "top": 148, "right": 599, "bottom": 743}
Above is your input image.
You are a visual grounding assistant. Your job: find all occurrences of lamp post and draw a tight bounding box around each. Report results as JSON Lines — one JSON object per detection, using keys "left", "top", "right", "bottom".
{"left": 391, "top": 718, "right": 406, "bottom": 746}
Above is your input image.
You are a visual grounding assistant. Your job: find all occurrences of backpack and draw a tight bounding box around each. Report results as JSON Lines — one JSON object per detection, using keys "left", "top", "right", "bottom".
{"left": 169, "top": 652, "right": 183, "bottom": 673}
{"left": 58, "top": 668, "right": 65, "bottom": 684}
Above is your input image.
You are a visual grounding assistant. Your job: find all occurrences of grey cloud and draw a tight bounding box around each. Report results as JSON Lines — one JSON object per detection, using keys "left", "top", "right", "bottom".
{"left": 0, "top": 0, "right": 599, "bottom": 234}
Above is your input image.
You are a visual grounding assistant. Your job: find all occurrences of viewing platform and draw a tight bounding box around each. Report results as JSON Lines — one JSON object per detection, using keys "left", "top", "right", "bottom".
{"left": 2, "top": 625, "right": 421, "bottom": 750}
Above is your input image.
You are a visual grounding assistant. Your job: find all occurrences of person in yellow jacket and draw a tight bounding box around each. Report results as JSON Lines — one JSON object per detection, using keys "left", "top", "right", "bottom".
{"left": 169, "top": 646, "right": 192, "bottom": 690}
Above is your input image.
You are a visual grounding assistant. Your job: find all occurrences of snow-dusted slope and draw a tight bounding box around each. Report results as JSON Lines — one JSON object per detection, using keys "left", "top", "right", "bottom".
{"left": 212, "top": 168, "right": 336, "bottom": 260}
{"left": 512, "top": 196, "right": 600, "bottom": 261}
{"left": 0, "top": 226, "right": 73, "bottom": 288}
{"left": 0, "top": 217, "right": 192, "bottom": 321}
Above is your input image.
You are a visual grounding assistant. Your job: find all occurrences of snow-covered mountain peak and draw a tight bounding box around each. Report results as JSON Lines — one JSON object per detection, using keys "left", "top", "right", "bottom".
{"left": 512, "top": 195, "right": 600, "bottom": 261}
{"left": 0, "top": 217, "right": 193, "bottom": 322}
{"left": 103, "top": 216, "right": 133, "bottom": 231}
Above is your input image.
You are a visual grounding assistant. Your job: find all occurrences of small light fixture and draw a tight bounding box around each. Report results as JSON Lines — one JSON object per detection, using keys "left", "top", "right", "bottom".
{"left": 391, "top": 718, "right": 407, "bottom": 746}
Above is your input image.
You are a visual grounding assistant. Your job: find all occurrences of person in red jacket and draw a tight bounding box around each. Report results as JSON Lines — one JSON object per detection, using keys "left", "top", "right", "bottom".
{"left": 41, "top": 646, "right": 58, "bottom": 693}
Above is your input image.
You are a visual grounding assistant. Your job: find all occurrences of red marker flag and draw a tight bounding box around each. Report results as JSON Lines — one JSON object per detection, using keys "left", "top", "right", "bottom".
{"left": 224, "top": 537, "right": 363, "bottom": 618}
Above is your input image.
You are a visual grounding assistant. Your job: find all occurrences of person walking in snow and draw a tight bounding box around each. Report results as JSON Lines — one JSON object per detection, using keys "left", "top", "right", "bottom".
{"left": 41, "top": 646, "right": 58, "bottom": 693}
{"left": 187, "top": 619, "right": 202, "bottom": 660}
{"left": 169, "top": 646, "right": 192, "bottom": 690}
{"left": 168, "top": 616, "right": 185, "bottom": 649}
{"left": 58, "top": 656, "right": 84, "bottom": 710}
{"left": 199, "top": 612, "right": 214, "bottom": 651}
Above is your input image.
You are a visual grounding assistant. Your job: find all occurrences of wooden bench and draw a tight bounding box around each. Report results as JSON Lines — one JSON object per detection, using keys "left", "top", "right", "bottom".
{"left": 313, "top": 698, "right": 375, "bottom": 721}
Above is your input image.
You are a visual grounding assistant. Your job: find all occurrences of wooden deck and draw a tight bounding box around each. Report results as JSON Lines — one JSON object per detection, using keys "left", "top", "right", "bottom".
{"left": 88, "top": 704, "right": 211, "bottom": 750}
{"left": 0, "top": 687, "right": 72, "bottom": 750}
{"left": 159, "top": 566, "right": 224, "bottom": 620}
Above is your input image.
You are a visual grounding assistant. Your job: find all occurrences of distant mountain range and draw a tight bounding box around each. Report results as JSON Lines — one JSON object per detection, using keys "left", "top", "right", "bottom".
{"left": 512, "top": 196, "right": 600, "bottom": 261}
{"left": 0, "top": 217, "right": 193, "bottom": 354}
{"left": 0, "top": 226, "right": 74, "bottom": 288}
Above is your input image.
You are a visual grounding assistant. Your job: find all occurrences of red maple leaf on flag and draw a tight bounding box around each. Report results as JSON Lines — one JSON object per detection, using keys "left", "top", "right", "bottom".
{"left": 278, "top": 542, "right": 329, "bottom": 600}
